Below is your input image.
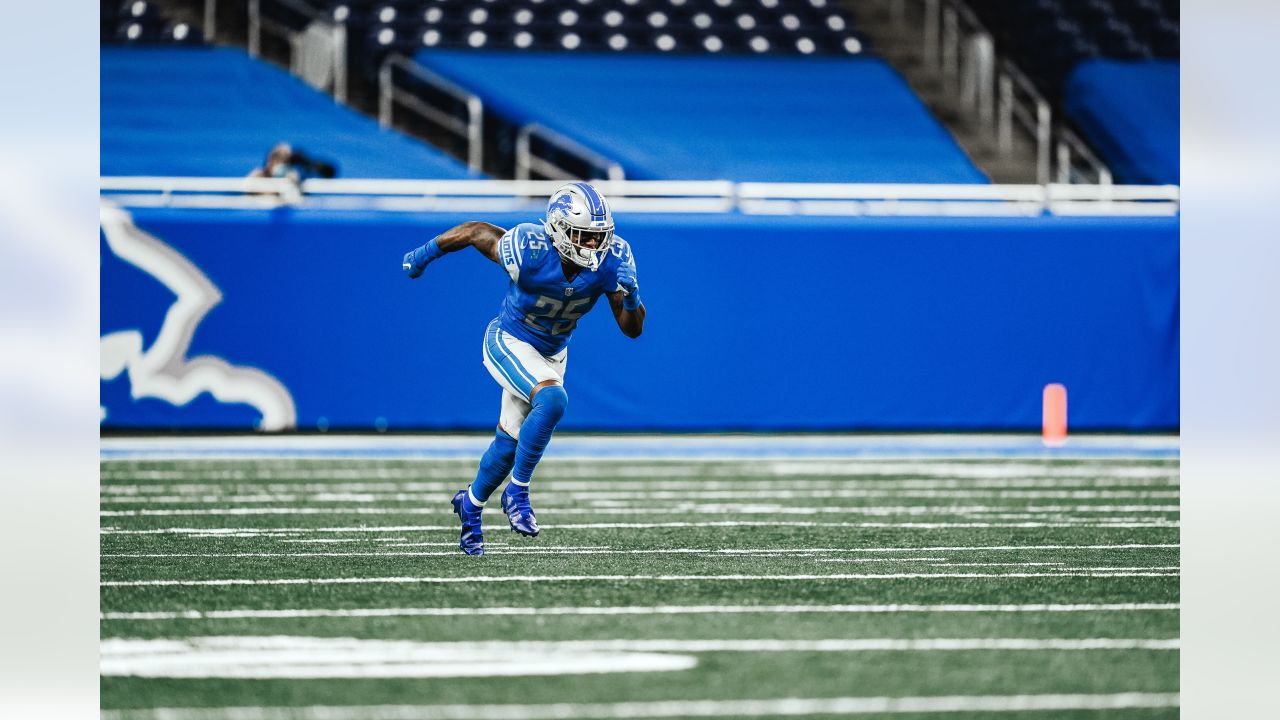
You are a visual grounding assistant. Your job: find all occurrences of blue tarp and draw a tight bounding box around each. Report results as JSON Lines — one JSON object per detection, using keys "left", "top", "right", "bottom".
{"left": 102, "top": 46, "right": 478, "bottom": 178}
{"left": 1065, "top": 60, "right": 1179, "bottom": 185}
{"left": 413, "top": 51, "right": 989, "bottom": 183}
{"left": 102, "top": 207, "right": 1178, "bottom": 431}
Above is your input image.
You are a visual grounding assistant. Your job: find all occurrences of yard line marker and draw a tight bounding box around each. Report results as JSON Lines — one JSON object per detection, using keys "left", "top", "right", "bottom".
{"left": 99, "top": 692, "right": 1181, "bottom": 719}
{"left": 100, "top": 602, "right": 1180, "bottom": 621}
{"left": 100, "top": 570, "right": 1178, "bottom": 588}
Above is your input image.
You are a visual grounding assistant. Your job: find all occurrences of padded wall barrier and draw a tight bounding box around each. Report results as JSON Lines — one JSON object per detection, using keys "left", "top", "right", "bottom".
{"left": 101, "top": 206, "right": 1178, "bottom": 431}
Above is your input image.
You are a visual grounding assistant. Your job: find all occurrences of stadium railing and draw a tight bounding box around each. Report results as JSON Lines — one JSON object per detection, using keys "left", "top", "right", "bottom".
{"left": 515, "top": 124, "right": 625, "bottom": 184}
{"left": 246, "top": 0, "right": 348, "bottom": 103}
{"left": 98, "top": 177, "right": 1179, "bottom": 217}
{"left": 899, "top": 0, "right": 1114, "bottom": 184}
{"left": 377, "top": 54, "right": 483, "bottom": 173}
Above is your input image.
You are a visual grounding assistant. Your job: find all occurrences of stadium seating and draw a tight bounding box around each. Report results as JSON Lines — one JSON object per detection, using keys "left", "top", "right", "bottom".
{"left": 411, "top": 51, "right": 988, "bottom": 183}
{"left": 102, "top": 1, "right": 203, "bottom": 44}
{"left": 322, "top": 0, "right": 870, "bottom": 58}
{"left": 1064, "top": 60, "right": 1178, "bottom": 185}
{"left": 966, "top": 0, "right": 1178, "bottom": 100}
{"left": 101, "top": 46, "right": 480, "bottom": 178}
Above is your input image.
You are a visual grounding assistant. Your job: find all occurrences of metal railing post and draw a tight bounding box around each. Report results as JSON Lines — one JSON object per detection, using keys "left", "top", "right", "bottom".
{"left": 1056, "top": 140, "right": 1071, "bottom": 184}
{"left": 972, "top": 33, "right": 994, "bottom": 126}
{"left": 248, "top": 0, "right": 260, "bottom": 57}
{"left": 997, "top": 73, "right": 1012, "bottom": 151}
{"left": 515, "top": 127, "right": 532, "bottom": 182}
{"left": 465, "top": 98, "right": 483, "bottom": 174}
{"left": 378, "top": 61, "right": 393, "bottom": 128}
{"left": 204, "top": 0, "right": 217, "bottom": 41}
{"left": 1035, "top": 100, "right": 1051, "bottom": 186}
{"left": 332, "top": 24, "right": 347, "bottom": 104}
{"left": 922, "top": 0, "right": 940, "bottom": 71}
{"left": 941, "top": 5, "right": 959, "bottom": 94}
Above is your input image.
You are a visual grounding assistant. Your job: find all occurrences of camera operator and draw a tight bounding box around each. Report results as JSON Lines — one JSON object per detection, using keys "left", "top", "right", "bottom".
{"left": 248, "top": 142, "right": 338, "bottom": 182}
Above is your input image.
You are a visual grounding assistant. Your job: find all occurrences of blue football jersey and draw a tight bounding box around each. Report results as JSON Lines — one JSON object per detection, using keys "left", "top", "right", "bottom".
{"left": 495, "top": 222, "right": 632, "bottom": 355}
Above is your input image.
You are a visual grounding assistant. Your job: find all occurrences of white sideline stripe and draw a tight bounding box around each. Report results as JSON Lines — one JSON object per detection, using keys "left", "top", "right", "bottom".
{"left": 102, "top": 553, "right": 959, "bottom": 561}
{"left": 101, "top": 602, "right": 1180, "bottom": 621}
{"left": 101, "top": 521, "right": 1179, "bottom": 531}
{"left": 375, "top": 543, "right": 1177, "bottom": 553}
{"left": 100, "top": 571, "right": 1178, "bottom": 588}
{"left": 98, "top": 504, "right": 1180, "bottom": 517}
{"left": 99, "top": 458, "right": 1179, "bottom": 476}
{"left": 98, "top": 692, "right": 1181, "bottom": 719}
{"left": 98, "top": 523, "right": 1183, "bottom": 542}
{"left": 99, "top": 517, "right": 1179, "bottom": 530}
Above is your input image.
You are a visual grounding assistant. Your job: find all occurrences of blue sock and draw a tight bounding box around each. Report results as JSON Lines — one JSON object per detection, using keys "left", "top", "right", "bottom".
{"left": 468, "top": 429, "right": 518, "bottom": 504}
{"left": 512, "top": 385, "right": 568, "bottom": 486}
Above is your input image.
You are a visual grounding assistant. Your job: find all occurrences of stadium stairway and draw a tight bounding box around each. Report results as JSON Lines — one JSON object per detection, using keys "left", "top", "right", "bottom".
{"left": 850, "top": 1, "right": 1042, "bottom": 184}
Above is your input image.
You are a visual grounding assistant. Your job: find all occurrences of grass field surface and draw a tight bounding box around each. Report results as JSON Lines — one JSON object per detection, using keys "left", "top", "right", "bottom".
{"left": 100, "top": 435, "right": 1179, "bottom": 719}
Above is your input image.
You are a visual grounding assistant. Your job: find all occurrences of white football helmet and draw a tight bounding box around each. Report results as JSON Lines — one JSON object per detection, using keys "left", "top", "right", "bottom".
{"left": 544, "top": 182, "right": 615, "bottom": 271}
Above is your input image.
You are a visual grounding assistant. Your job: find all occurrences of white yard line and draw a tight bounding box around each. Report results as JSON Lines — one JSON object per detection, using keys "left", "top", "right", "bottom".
{"left": 99, "top": 636, "right": 697, "bottom": 679}
{"left": 98, "top": 692, "right": 1181, "bottom": 719}
{"left": 100, "top": 571, "right": 1178, "bottom": 588}
{"left": 101, "top": 602, "right": 1180, "bottom": 621}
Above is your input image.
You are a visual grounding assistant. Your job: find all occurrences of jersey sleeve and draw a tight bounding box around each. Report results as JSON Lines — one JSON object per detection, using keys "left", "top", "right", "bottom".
{"left": 496, "top": 226, "right": 524, "bottom": 282}
{"left": 497, "top": 223, "right": 552, "bottom": 283}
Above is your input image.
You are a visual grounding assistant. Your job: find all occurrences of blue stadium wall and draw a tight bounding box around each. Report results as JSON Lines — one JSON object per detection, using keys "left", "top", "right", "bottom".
{"left": 101, "top": 207, "right": 1179, "bottom": 432}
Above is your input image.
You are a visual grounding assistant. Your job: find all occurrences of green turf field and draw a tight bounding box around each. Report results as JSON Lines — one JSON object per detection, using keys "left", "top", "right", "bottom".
{"left": 100, "top": 449, "right": 1179, "bottom": 719}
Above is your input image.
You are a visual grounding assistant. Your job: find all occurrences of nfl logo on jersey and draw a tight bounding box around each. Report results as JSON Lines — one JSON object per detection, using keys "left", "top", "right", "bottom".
{"left": 565, "top": 287, "right": 575, "bottom": 296}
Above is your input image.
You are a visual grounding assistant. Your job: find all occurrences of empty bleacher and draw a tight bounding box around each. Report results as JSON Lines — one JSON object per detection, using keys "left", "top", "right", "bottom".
{"left": 1064, "top": 59, "right": 1178, "bottom": 185}
{"left": 102, "top": 45, "right": 479, "bottom": 178}
{"left": 965, "top": 0, "right": 1178, "bottom": 101}
{"left": 410, "top": 49, "right": 987, "bottom": 182}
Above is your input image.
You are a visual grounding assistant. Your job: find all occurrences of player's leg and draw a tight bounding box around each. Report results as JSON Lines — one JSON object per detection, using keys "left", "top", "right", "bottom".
{"left": 466, "top": 393, "right": 527, "bottom": 505}
{"left": 501, "top": 349, "right": 569, "bottom": 536}
{"left": 476, "top": 322, "right": 563, "bottom": 539}
{"left": 451, "top": 394, "right": 525, "bottom": 556}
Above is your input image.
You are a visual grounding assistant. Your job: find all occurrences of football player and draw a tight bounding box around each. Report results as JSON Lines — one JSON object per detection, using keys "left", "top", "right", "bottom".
{"left": 402, "top": 182, "right": 645, "bottom": 555}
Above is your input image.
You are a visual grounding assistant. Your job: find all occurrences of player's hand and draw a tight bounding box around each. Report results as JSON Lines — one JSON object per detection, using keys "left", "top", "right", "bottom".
{"left": 615, "top": 258, "right": 639, "bottom": 297}
{"left": 402, "top": 248, "right": 426, "bottom": 279}
{"left": 616, "top": 257, "right": 641, "bottom": 311}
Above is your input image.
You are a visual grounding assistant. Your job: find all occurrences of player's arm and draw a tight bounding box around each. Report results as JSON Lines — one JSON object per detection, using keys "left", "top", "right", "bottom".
{"left": 607, "top": 252, "right": 644, "bottom": 338}
{"left": 402, "top": 221, "right": 505, "bottom": 278}
{"left": 607, "top": 290, "right": 645, "bottom": 338}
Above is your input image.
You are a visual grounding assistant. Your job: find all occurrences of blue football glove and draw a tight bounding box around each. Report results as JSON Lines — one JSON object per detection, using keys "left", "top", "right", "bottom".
{"left": 616, "top": 258, "right": 641, "bottom": 311}
{"left": 402, "top": 237, "right": 444, "bottom": 279}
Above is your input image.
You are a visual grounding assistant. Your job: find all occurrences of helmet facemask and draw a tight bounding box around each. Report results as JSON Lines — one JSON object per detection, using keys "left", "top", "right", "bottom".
{"left": 544, "top": 182, "right": 616, "bottom": 271}
{"left": 548, "top": 215, "right": 614, "bottom": 271}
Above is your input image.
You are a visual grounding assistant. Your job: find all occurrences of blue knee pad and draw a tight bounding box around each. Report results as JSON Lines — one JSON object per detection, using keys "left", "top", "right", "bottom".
{"left": 512, "top": 385, "right": 568, "bottom": 484}
{"left": 468, "top": 428, "right": 518, "bottom": 503}
{"left": 533, "top": 385, "right": 569, "bottom": 422}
